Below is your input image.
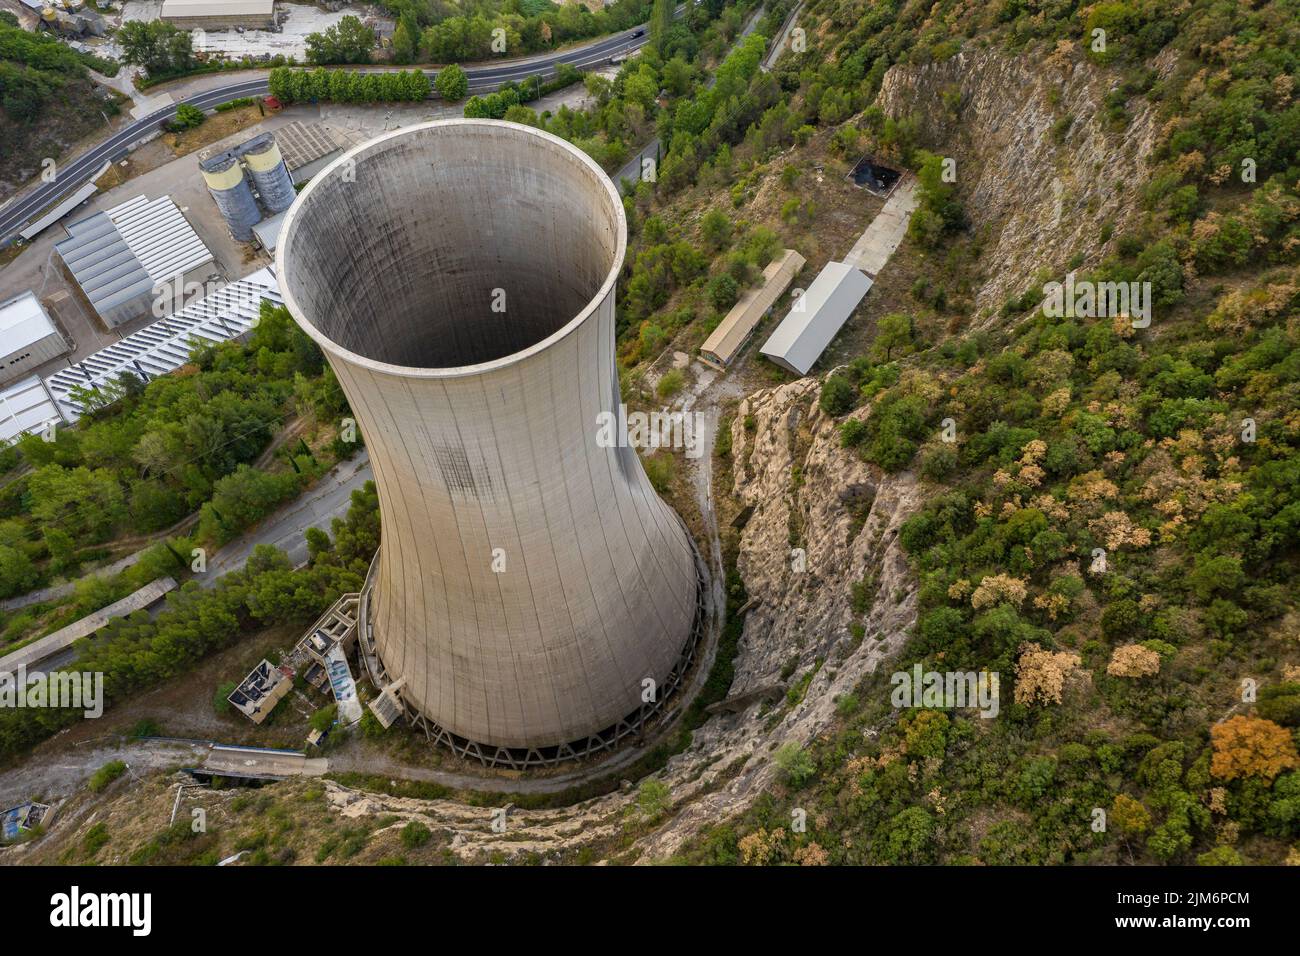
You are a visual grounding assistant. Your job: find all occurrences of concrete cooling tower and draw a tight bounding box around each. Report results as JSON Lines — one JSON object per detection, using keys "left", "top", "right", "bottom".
{"left": 277, "top": 120, "right": 703, "bottom": 767}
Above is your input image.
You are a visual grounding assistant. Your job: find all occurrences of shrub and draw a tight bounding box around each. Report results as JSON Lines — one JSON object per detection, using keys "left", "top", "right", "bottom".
{"left": 643, "top": 452, "right": 674, "bottom": 492}
{"left": 166, "top": 103, "right": 205, "bottom": 131}
{"left": 774, "top": 742, "right": 815, "bottom": 787}
{"left": 656, "top": 369, "right": 685, "bottom": 398}
{"left": 919, "top": 443, "right": 958, "bottom": 480}
{"left": 310, "top": 703, "right": 338, "bottom": 733}
{"left": 1258, "top": 683, "right": 1300, "bottom": 727}
{"left": 400, "top": 820, "right": 432, "bottom": 849}
{"left": 840, "top": 418, "right": 868, "bottom": 446}
{"left": 635, "top": 778, "right": 671, "bottom": 817}
{"left": 88, "top": 760, "right": 127, "bottom": 792}
{"left": 819, "top": 375, "right": 856, "bottom": 416}
{"left": 213, "top": 681, "right": 236, "bottom": 716}
{"left": 129, "top": 718, "right": 162, "bottom": 738}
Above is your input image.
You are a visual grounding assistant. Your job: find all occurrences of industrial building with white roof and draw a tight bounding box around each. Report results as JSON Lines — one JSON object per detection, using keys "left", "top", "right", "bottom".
{"left": 54, "top": 195, "right": 216, "bottom": 329}
{"left": 160, "top": 0, "right": 277, "bottom": 30}
{"left": 44, "top": 267, "right": 281, "bottom": 421}
{"left": 0, "top": 290, "right": 70, "bottom": 387}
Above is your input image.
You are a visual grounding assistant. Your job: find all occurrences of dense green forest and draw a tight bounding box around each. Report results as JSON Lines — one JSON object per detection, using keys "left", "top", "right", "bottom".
{"left": 0, "top": 480, "right": 378, "bottom": 760}
{"left": 0, "top": 301, "right": 372, "bottom": 759}
{"left": 644, "top": 0, "right": 1300, "bottom": 865}
{"left": 382, "top": 0, "right": 654, "bottom": 64}
{"left": 0, "top": 303, "right": 350, "bottom": 605}
{"left": 0, "top": 13, "right": 122, "bottom": 186}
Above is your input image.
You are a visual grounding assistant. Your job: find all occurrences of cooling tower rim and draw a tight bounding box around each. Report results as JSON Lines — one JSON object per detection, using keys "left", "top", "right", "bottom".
{"left": 276, "top": 118, "right": 628, "bottom": 380}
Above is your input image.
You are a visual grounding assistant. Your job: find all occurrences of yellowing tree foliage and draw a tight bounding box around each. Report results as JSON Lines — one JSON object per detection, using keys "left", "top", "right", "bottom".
{"left": 1014, "top": 643, "right": 1081, "bottom": 706}
{"left": 1210, "top": 716, "right": 1298, "bottom": 782}
{"left": 1107, "top": 644, "right": 1162, "bottom": 678}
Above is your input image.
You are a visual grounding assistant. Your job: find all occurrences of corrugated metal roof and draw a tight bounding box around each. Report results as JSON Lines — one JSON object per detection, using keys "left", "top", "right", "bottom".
{"left": 759, "top": 261, "right": 873, "bottom": 376}
{"left": 105, "top": 195, "right": 214, "bottom": 284}
{"left": 54, "top": 213, "right": 155, "bottom": 315}
{"left": 0, "top": 375, "right": 63, "bottom": 445}
{"left": 699, "top": 249, "right": 805, "bottom": 368}
{"left": 274, "top": 121, "right": 341, "bottom": 171}
{"left": 45, "top": 267, "right": 281, "bottom": 420}
{"left": 0, "top": 291, "right": 58, "bottom": 354}
{"left": 18, "top": 178, "right": 100, "bottom": 242}
{"left": 161, "top": 0, "right": 275, "bottom": 17}
{"left": 55, "top": 196, "right": 215, "bottom": 317}
{"left": 252, "top": 209, "right": 286, "bottom": 251}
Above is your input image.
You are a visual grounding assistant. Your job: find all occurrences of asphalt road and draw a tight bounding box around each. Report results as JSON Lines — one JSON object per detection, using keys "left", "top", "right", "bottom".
{"left": 0, "top": 27, "right": 655, "bottom": 246}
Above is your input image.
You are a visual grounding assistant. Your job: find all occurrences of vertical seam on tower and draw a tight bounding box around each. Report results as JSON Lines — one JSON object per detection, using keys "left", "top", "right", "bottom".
{"left": 476, "top": 372, "right": 545, "bottom": 747}
{"left": 523, "top": 348, "right": 598, "bottom": 739}
{"left": 560, "top": 325, "right": 634, "bottom": 724}
{"left": 438, "top": 376, "right": 516, "bottom": 745}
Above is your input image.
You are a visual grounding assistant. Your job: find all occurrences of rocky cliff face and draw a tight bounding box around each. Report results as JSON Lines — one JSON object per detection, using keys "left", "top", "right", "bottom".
{"left": 630, "top": 379, "right": 924, "bottom": 859}
{"left": 878, "top": 45, "right": 1167, "bottom": 319}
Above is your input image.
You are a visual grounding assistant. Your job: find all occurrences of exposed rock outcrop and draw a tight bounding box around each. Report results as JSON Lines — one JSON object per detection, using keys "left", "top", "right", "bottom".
{"left": 630, "top": 379, "right": 923, "bottom": 859}
{"left": 877, "top": 46, "right": 1168, "bottom": 318}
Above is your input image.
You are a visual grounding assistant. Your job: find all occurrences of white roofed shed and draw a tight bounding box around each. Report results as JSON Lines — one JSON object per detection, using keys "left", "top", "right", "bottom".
{"left": 759, "top": 260, "right": 872, "bottom": 376}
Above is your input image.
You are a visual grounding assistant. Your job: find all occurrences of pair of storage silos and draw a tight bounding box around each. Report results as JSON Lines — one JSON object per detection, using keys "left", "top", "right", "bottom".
{"left": 199, "top": 133, "right": 296, "bottom": 241}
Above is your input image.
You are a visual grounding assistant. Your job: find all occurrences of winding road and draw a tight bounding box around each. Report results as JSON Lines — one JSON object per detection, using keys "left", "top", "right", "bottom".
{"left": 0, "top": 26, "right": 656, "bottom": 246}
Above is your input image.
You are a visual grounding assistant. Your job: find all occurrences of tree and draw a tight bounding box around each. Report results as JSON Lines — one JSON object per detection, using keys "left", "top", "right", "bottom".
{"left": 1210, "top": 716, "right": 1299, "bottom": 782}
{"left": 0, "top": 544, "right": 38, "bottom": 599}
{"left": 1013, "top": 643, "right": 1080, "bottom": 706}
{"left": 28, "top": 465, "right": 126, "bottom": 541}
{"left": 648, "top": 0, "right": 673, "bottom": 55}
{"left": 907, "top": 150, "right": 965, "bottom": 248}
{"left": 662, "top": 56, "right": 692, "bottom": 96}
{"left": 706, "top": 274, "right": 738, "bottom": 311}
{"left": 819, "top": 375, "right": 856, "bottom": 416}
{"left": 117, "top": 20, "right": 193, "bottom": 77}
{"left": 873, "top": 313, "right": 913, "bottom": 361}
{"left": 903, "top": 710, "right": 948, "bottom": 759}
{"left": 1110, "top": 793, "right": 1151, "bottom": 837}
{"left": 435, "top": 63, "right": 468, "bottom": 101}
{"left": 1107, "top": 644, "right": 1161, "bottom": 678}
{"left": 305, "top": 15, "right": 375, "bottom": 66}
{"left": 700, "top": 208, "right": 732, "bottom": 250}
{"left": 879, "top": 807, "right": 935, "bottom": 864}
{"left": 197, "top": 466, "right": 304, "bottom": 545}
{"left": 392, "top": 12, "right": 419, "bottom": 64}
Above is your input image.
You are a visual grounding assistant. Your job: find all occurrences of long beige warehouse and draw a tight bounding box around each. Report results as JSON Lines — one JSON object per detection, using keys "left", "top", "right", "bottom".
{"left": 277, "top": 120, "right": 699, "bottom": 759}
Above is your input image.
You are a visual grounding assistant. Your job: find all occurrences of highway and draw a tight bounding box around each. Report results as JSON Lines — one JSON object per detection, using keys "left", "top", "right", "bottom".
{"left": 0, "top": 26, "right": 654, "bottom": 246}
